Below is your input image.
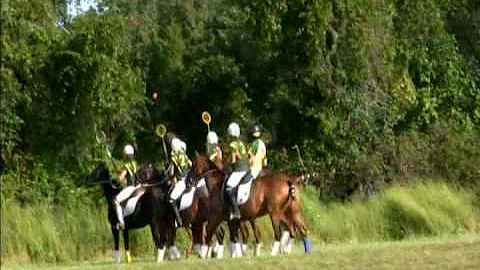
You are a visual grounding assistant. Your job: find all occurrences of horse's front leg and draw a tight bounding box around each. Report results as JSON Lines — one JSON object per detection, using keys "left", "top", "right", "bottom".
{"left": 123, "top": 229, "right": 132, "bottom": 263}
{"left": 111, "top": 226, "right": 121, "bottom": 263}
{"left": 167, "top": 227, "right": 181, "bottom": 260}
{"left": 150, "top": 223, "right": 167, "bottom": 262}
{"left": 228, "top": 219, "right": 242, "bottom": 258}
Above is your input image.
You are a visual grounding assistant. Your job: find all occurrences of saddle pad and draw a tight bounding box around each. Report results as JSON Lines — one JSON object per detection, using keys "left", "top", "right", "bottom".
{"left": 179, "top": 187, "right": 196, "bottom": 211}
{"left": 237, "top": 178, "right": 253, "bottom": 205}
{"left": 123, "top": 191, "right": 144, "bottom": 217}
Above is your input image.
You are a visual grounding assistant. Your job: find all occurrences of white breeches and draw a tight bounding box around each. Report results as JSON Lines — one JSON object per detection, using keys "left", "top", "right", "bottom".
{"left": 226, "top": 171, "right": 247, "bottom": 189}
{"left": 116, "top": 185, "right": 137, "bottom": 203}
{"left": 250, "top": 167, "right": 262, "bottom": 179}
{"left": 170, "top": 179, "right": 186, "bottom": 201}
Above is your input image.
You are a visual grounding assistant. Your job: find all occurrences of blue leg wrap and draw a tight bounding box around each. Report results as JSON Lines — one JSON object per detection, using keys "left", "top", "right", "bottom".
{"left": 303, "top": 237, "right": 312, "bottom": 254}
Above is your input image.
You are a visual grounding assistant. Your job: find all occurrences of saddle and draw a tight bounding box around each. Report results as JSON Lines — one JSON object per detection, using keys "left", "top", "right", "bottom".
{"left": 223, "top": 172, "right": 255, "bottom": 206}
{"left": 174, "top": 178, "right": 207, "bottom": 211}
{"left": 122, "top": 187, "right": 145, "bottom": 217}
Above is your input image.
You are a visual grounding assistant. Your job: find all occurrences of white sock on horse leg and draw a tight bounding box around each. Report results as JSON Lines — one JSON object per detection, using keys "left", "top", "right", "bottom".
{"left": 156, "top": 247, "right": 166, "bottom": 262}
{"left": 241, "top": 244, "right": 247, "bottom": 256}
{"left": 234, "top": 242, "right": 243, "bottom": 257}
{"left": 254, "top": 243, "right": 263, "bottom": 257}
{"left": 229, "top": 242, "right": 236, "bottom": 257}
{"left": 280, "top": 231, "right": 289, "bottom": 252}
{"left": 216, "top": 245, "right": 224, "bottom": 259}
{"left": 169, "top": 246, "right": 181, "bottom": 259}
{"left": 207, "top": 245, "right": 213, "bottom": 258}
{"left": 271, "top": 241, "right": 281, "bottom": 256}
{"left": 200, "top": 244, "right": 209, "bottom": 259}
{"left": 285, "top": 238, "right": 294, "bottom": 254}
{"left": 113, "top": 249, "right": 121, "bottom": 263}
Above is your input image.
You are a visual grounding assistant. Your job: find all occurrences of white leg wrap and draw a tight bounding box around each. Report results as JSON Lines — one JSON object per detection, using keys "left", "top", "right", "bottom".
{"left": 212, "top": 240, "right": 219, "bottom": 254}
{"left": 280, "top": 231, "right": 290, "bottom": 252}
{"left": 241, "top": 244, "right": 248, "bottom": 256}
{"left": 254, "top": 243, "right": 263, "bottom": 257}
{"left": 169, "top": 246, "right": 181, "bottom": 259}
{"left": 113, "top": 249, "right": 121, "bottom": 263}
{"left": 271, "top": 241, "right": 281, "bottom": 256}
{"left": 156, "top": 247, "right": 166, "bottom": 262}
{"left": 285, "top": 238, "right": 294, "bottom": 254}
{"left": 229, "top": 242, "right": 236, "bottom": 257}
{"left": 200, "top": 244, "right": 209, "bottom": 259}
{"left": 215, "top": 245, "right": 224, "bottom": 259}
{"left": 234, "top": 242, "right": 243, "bottom": 257}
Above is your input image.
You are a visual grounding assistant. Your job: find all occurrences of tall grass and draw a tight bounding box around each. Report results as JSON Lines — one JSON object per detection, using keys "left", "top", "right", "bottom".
{"left": 302, "top": 182, "right": 479, "bottom": 243}
{"left": 1, "top": 182, "right": 478, "bottom": 264}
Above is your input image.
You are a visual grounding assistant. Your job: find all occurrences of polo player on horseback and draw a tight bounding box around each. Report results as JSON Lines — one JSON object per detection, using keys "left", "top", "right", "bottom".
{"left": 114, "top": 144, "right": 139, "bottom": 230}
{"left": 206, "top": 131, "right": 223, "bottom": 164}
{"left": 168, "top": 138, "right": 192, "bottom": 227}
{"left": 248, "top": 125, "right": 267, "bottom": 179}
{"left": 225, "top": 122, "right": 249, "bottom": 219}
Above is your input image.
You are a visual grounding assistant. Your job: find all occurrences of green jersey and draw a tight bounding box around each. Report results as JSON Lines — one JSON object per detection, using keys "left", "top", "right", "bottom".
{"left": 228, "top": 139, "right": 249, "bottom": 171}
{"left": 171, "top": 151, "right": 191, "bottom": 178}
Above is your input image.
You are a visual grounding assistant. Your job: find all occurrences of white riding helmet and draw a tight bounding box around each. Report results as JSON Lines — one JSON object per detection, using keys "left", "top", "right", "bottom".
{"left": 207, "top": 131, "right": 218, "bottom": 144}
{"left": 123, "top": 144, "right": 134, "bottom": 155}
{"left": 171, "top": 138, "right": 182, "bottom": 152}
{"left": 179, "top": 140, "right": 187, "bottom": 153}
{"left": 227, "top": 122, "right": 240, "bottom": 137}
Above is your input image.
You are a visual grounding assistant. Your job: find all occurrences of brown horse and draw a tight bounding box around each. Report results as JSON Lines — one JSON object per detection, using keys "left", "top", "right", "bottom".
{"left": 190, "top": 154, "right": 312, "bottom": 257}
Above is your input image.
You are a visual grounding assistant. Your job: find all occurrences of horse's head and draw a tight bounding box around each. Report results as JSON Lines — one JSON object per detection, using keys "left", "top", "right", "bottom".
{"left": 84, "top": 162, "right": 111, "bottom": 184}
{"left": 191, "top": 152, "right": 216, "bottom": 179}
{"left": 135, "top": 163, "right": 166, "bottom": 184}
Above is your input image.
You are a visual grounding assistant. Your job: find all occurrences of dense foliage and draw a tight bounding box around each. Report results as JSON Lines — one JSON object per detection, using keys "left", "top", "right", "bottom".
{"left": 1, "top": 0, "right": 479, "bottom": 202}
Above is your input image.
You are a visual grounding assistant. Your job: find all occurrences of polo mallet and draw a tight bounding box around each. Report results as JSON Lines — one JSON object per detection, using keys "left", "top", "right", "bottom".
{"left": 201, "top": 111, "right": 211, "bottom": 132}
{"left": 155, "top": 124, "right": 168, "bottom": 163}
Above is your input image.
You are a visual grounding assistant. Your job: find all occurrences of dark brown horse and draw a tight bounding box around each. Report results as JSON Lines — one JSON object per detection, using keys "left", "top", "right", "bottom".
{"left": 85, "top": 163, "right": 176, "bottom": 263}
{"left": 190, "top": 154, "right": 312, "bottom": 257}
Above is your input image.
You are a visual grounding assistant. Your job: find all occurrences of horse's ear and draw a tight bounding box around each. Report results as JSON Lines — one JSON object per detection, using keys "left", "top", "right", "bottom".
{"left": 195, "top": 151, "right": 200, "bottom": 157}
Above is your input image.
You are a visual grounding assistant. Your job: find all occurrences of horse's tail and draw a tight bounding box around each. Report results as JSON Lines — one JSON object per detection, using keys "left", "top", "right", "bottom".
{"left": 282, "top": 179, "right": 299, "bottom": 211}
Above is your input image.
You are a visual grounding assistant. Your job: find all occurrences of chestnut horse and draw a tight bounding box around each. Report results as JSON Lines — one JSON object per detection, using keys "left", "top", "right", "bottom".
{"left": 190, "top": 154, "right": 312, "bottom": 257}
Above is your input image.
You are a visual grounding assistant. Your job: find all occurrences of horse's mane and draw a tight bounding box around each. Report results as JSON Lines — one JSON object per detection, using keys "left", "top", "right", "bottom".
{"left": 135, "top": 163, "right": 166, "bottom": 185}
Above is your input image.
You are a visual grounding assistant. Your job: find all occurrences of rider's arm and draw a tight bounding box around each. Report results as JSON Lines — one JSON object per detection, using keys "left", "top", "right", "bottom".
{"left": 216, "top": 146, "right": 223, "bottom": 162}
{"left": 117, "top": 168, "right": 128, "bottom": 180}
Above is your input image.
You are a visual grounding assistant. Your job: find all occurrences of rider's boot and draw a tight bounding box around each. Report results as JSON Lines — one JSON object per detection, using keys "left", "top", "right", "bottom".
{"left": 170, "top": 201, "right": 183, "bottom": 227}
{"left": 114, "top": 200, "right": 125, "bottom": 230}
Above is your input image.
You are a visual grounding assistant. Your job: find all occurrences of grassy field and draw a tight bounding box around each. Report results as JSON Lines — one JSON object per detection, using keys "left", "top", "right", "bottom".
{"left": 3, "top": 234, "right": 480, "bottom": 270}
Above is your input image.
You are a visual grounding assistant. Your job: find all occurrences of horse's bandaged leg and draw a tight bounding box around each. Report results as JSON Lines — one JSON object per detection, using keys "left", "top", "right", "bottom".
{"left": 303, "top": 237, "right": 312, "bottom": 254}
{"left": 271, "top": 241, "right": 281, "bottom": 256}
{"left": 229, "top": 242, "right": 236, "bottom": 257}
{"left": 285, "top": 238, "right": 294, "bottom": 254}
{"left": 157, "top": 247, "right": 166, "bottom": 262}
{"left": 254, "top": 243, "right": 263, "bottom": 257}
{"left": 200, "top": 244, "right": 209, "bottom": 259}
{"left": 113, "top": 249, "right": 121, "bottom": 263}
{"left": 169, "top": 246, "right": 181, "bottom": 259}
{"left": 241, "top": 243, "right": 248, "bottom": 256}
{"left": 280, "top": 231, "right": 290, "bottom": 253}
{"left": 215, "top": 245, "right": 224, "bottom": 259}
{"left": 234, "top": 242, "right": 243, "bottom": 257}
